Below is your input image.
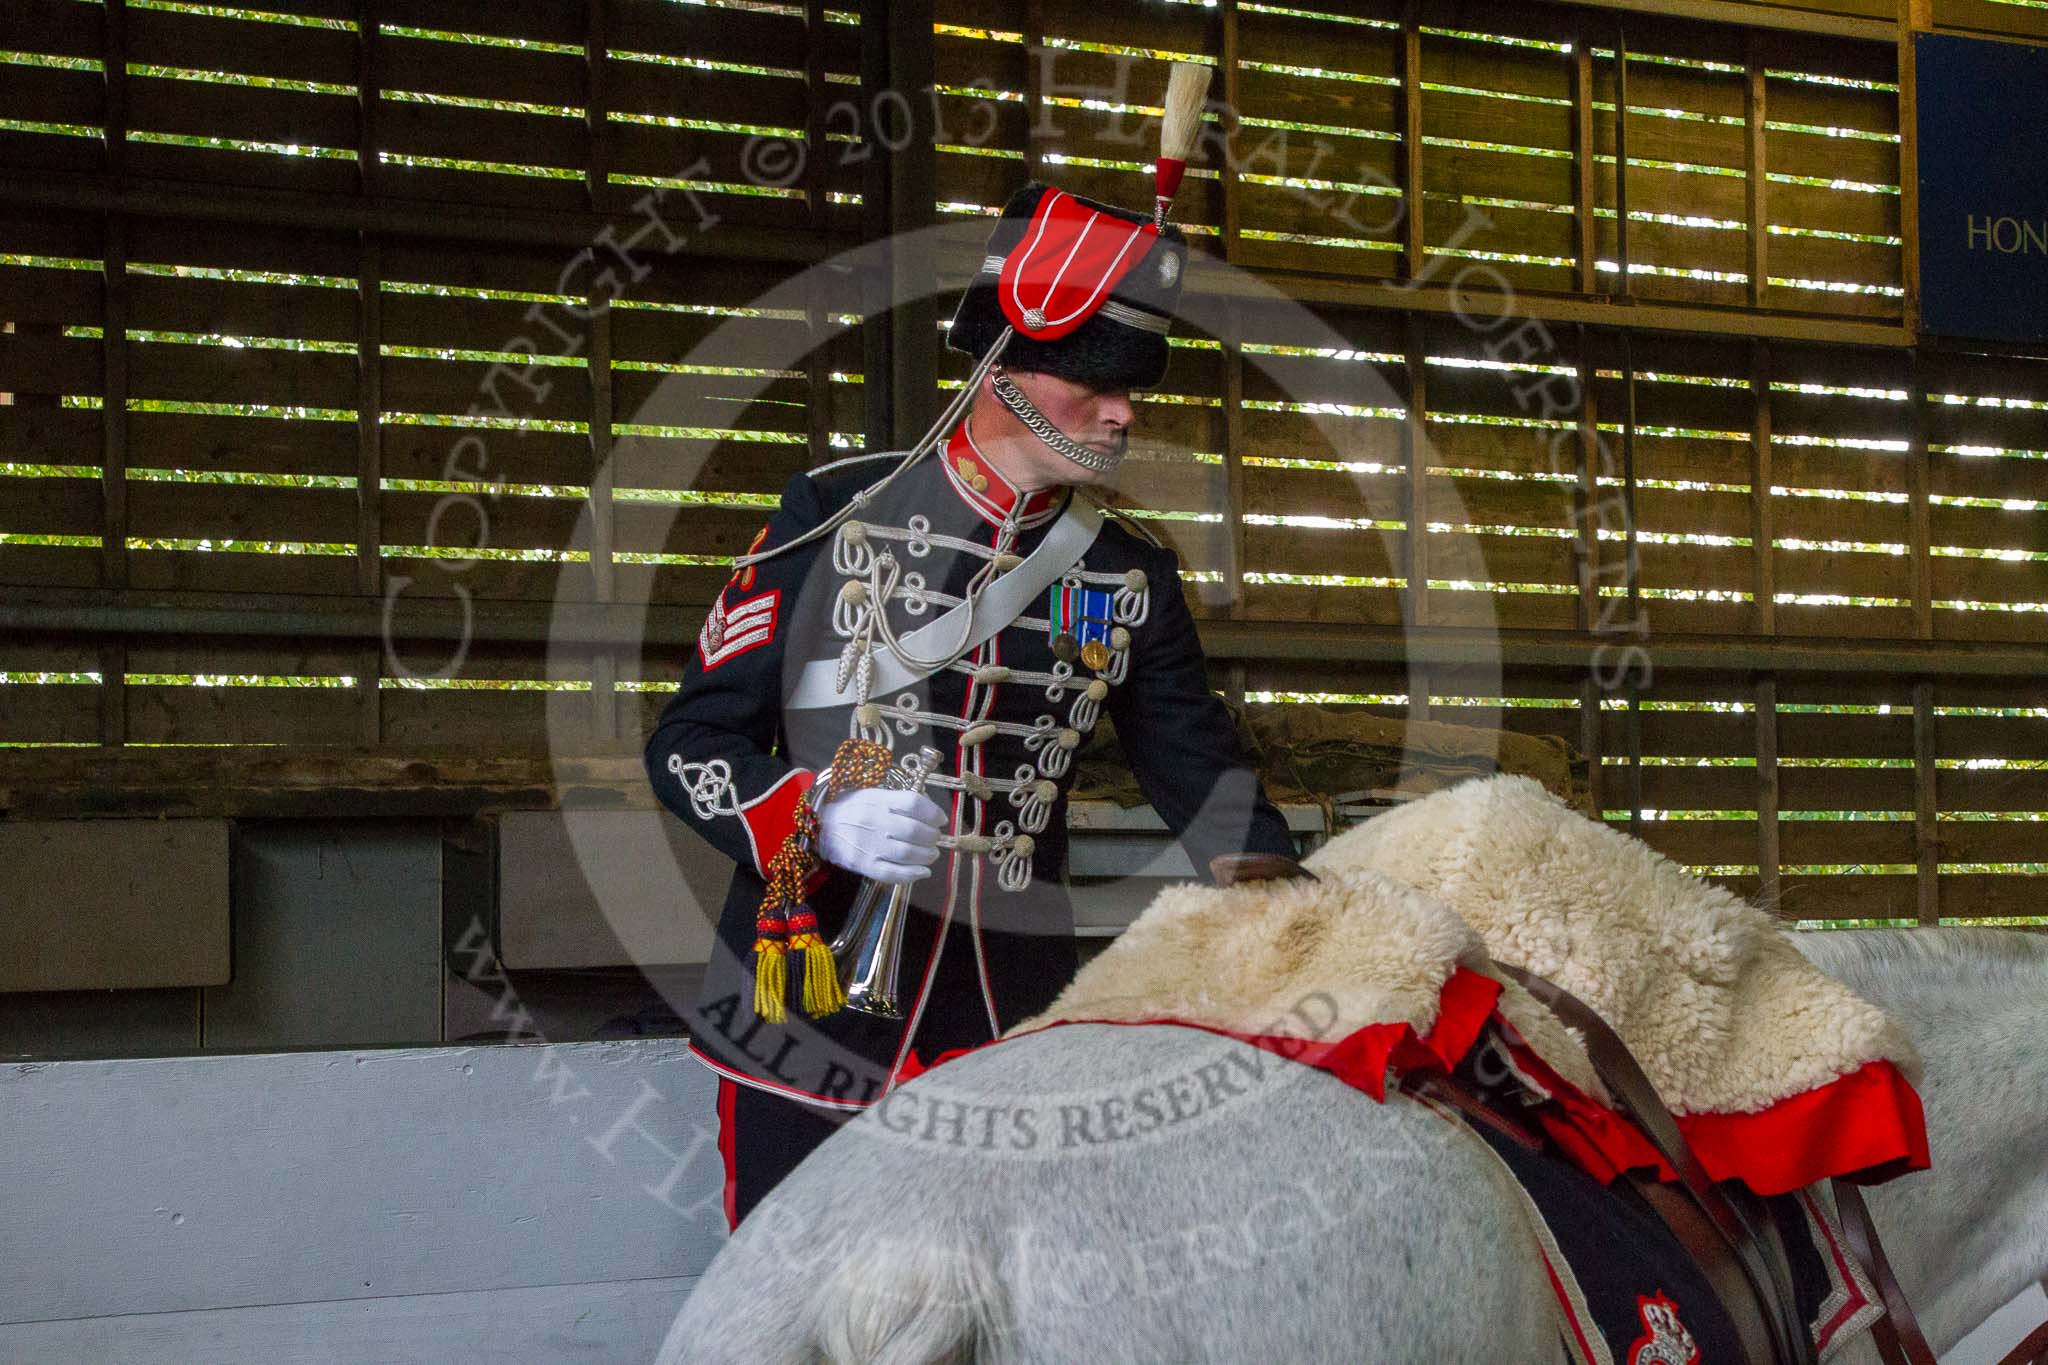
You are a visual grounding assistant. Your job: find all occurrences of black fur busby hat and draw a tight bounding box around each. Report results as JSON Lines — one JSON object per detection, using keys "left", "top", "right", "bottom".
{"left": 946, "top": 181, "right": 1188, "bottom": 391}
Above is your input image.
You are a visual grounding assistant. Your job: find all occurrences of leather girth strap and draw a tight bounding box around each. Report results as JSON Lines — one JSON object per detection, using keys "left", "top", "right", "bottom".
{"left": 1833, "top": 1183, "right": 2048, "bottom": 1365}
{"left": 1493, "top": 962, "right": 1817, "bottom": 1365}
{"left": 1832, "top": 1179, "right": 1938, "bottom": 1365}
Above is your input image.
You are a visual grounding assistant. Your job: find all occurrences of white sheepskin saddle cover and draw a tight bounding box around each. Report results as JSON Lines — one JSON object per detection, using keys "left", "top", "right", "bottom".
{"left": 1017, "top": 773, "right": 1921, "bottom": 1120}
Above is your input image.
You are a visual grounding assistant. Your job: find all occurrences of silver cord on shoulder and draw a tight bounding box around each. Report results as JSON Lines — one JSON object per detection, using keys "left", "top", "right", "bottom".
{"left": 988, "top": 365, "right": 1124, "bottom": 474}
{"left": 727, "top": 327, "right": 1016, "bottom": 573}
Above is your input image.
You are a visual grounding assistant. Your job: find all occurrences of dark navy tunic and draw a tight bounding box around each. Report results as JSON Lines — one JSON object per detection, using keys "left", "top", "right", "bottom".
{"left": 644, "top": 420, "right": 1295, "bottom": 1110}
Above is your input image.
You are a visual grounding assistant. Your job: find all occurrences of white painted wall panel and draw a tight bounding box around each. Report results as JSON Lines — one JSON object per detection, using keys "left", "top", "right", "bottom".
{"left": 2, "top": 1040, "right": 725, "bottom": 1325}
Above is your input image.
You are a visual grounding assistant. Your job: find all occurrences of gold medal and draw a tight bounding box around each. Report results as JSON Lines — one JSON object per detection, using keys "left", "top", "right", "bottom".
{"left": 1080, "top": 639, "right": 1111, "bottom": 671}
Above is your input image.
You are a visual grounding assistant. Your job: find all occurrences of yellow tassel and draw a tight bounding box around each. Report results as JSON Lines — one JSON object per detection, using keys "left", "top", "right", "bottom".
{"left": 754, "top": 942, "right": 787, "bottom": 1025}
{"left": 794, "top": 933, "right": 845, "bottom": 1017}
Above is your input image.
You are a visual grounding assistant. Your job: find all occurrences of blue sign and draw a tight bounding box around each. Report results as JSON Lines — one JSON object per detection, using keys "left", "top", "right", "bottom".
{"left": 1916, "top": 33, "right": 2048, "bottom": 343}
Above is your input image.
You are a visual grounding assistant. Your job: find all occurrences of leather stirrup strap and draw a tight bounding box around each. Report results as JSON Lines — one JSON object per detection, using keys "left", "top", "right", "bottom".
{"left": 1494, "top": 962, "right": 1815, "bottom": 1365}
{"left": 1831, "top": 1179, "right": 1939, "bottom": 1365}
{"left": 1995, "top": 1320, "right": 2048, "bottom": 1365}
{"left": 1830, "top": 1184, "right": 2048, "bottom": 1365}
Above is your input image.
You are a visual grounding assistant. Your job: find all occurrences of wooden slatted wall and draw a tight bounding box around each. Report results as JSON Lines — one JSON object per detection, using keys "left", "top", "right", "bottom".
{"left": 1, "top": 0, "right": 865, "bottom": 755}
{"left": 1, "top": 0, "right": 2042, "bottom": 926}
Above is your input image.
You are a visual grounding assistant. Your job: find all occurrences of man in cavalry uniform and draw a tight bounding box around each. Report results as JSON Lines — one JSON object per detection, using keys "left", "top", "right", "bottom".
{"left": 645, "top": 85, "right": 1297, "bottom": 1224}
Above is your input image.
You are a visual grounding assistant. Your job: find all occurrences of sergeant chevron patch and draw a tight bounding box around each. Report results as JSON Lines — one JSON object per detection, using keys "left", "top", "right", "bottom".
{"left": 700, "top": 589, "right": 779, "bottom": 671}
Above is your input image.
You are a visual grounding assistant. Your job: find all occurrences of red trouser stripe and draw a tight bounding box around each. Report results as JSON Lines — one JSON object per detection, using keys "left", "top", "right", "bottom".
{"left": 716, "top": 1077, "right": 739, "bottom": 1232}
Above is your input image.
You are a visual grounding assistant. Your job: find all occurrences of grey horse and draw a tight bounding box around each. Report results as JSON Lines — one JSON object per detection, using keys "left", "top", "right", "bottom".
{"left": 658, "top": 929, "right": 2048, "bottom": 1364}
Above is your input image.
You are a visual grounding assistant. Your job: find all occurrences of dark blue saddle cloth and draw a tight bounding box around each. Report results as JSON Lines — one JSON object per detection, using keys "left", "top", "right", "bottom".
{"left": 1429, "top": 1028, "right": 1874, "bottom": 1364}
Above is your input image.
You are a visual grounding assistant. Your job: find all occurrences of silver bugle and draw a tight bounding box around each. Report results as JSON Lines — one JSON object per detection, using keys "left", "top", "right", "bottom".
{"left": 829, "top": 745, "right": 945, "bottom": 1019}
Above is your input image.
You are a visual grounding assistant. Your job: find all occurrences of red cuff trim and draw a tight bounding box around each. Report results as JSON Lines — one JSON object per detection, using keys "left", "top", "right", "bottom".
{"left": 737, "top": 768, "right": 816, "bottom": 879}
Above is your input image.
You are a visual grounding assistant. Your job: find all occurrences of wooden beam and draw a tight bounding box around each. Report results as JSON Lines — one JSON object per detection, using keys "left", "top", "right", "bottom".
{"left": 587, "top": 295, "right": 617, "bottom": 742}
{"left": 858, "top": 0, "right": 939, "bottom": 451}
{"left": 1614, "top": 21, "right": 1632, "bottom": 300}
{"left": 1619, "top": 329, "right": 1641, "bottom": 625}
{"left": 1175, "top": 251, "right": 1915, "bottom": 349}
{"left": 804, "top": 271, "right": 836, "bottom": 468}
{"left": 803, "top": 0, "right": 836, "bottom": 468}
{"left": 1403, "top": 314, "right": 1430, "bottom": 627}
{"left": 1566, "top": 0, "right": 1895, "bottom": 42}
{"left": 355, "top": 1, "right": 384, "bottom": 747}
{"left": 0, "top": 170, "right": 825, "bottom": 266}
{"left": 1023, "top": 0, "right": 1046, "bottom": 179}
{"left": 355, "top": 246, "right": 383, "bottom": 602}
{"left": 1574, "top": 325, "right": 1602, "bottom": 633}
{"left": 1930, "top": 0, "right": 2048, "bottom": 42}
{"left": 1744, "top": 32, "right": 1769, "bottom": 310}
{"left": 1579, "top": 673, "right": 1605, "bottom": 818}
{"left": 98, "top": 221, "right": 127, "bottom": 596}
{"left": 585, "top": 0, "right": 610, "bottom": 212}
{"left": 3, "top": 171, "right": 1920, "bottom": 352}
{"left": 1755, "top": 673, "right": 1781, "bottom": 911}
{"left": 356, "top": 0, "right": 379, "bottom": 197}
{"left": 1222, "top": 300, "right": 1248, "bottom": 616}
{"left": 101, "top": 0, "right": 127, "bottom": 180}
{"left": 1572, "top": 14, "right": 1600, "bottom": 296}
{"left": 1906, "top": 346, "right": 1933, "bottom": 638}
{"left": 14, "top": 586, "right": 2048, "bottom": 679}
{"left": 1749, "top": 339, "right": 1776, "bottom": 635}
{"left": 96, "top": 640, "right": 127, "bottom": 749}
{"left": 98, "top": 208, "right": 129, "bottom": 750}
{"left": 0, "top": 745, "right": 657, "bottom": 822}
{"left": 1898, "top": 0, "right": 1932, "bottom": 334}
{"left": 355, "top": 241, "right": 384, "bottom": 745}
{"left": 1625, "top": 677, "right": 1644, "bottom": 838}
{"left": 1913, "top": 677, "right": 1939, "bottom": 925}
{"left": 803, "top": 0, "right": 830, "bottom": 226}
{"left": 1218, "top": 0, "right": 1243, "bottom": 266}
{"left": 1400, "top": 0, "right": 1425, "bottom": 282}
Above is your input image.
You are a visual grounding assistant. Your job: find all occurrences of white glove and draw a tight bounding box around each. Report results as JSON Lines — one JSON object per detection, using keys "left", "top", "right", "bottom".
{"left": 815, "top": 785, "right": 948, "bottom": 884}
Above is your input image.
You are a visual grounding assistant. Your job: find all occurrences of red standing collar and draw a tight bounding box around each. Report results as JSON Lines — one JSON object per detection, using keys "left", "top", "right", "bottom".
{"left": 941, "top": 419, "right": 1064, "bottom": 529}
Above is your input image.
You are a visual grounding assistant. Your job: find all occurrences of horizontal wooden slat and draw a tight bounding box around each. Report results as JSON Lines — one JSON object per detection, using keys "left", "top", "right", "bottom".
{"left": 0, "top": 473, "right": 99, "bottom": 534}
{"left": 0, "top": 62, "right": 103, "bottom": 130}
{"left": 392, "top": 0, "right": 585, "bottom": 46}
{"left": 0, "top": 331, "right": 99, "bottom": 396}
{"left": 129, "top": 411, "right": 356, "bottom": 478}
{"left": 378, "top": 101, "right": 585, "bottom": 173}
{"left": 127, "top": 7, "right": 358, "bottom": 87}
{"left": 128, "top": 339, "right": 358, "bottom": 409}
{"left": 0, "top": 0, "right": 106, "bottom": 62}
{"left": 128, "top": 75, "right": 356, "bottom": 152}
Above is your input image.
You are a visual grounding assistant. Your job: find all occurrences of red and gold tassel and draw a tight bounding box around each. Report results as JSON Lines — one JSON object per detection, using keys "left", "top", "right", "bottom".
{"left": 750, "top": 737, "right": 893, "bottom": 1023}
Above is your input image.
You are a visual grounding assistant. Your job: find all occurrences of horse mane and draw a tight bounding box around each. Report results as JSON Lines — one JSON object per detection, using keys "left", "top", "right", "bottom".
{"left": 1793, "top": 924, "right": 2048, "bottom": 998}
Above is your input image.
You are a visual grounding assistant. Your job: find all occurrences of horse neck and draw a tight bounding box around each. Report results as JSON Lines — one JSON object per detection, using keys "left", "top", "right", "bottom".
{"left": 1796, "top": 928, "right": 2048, "bottom": 1356}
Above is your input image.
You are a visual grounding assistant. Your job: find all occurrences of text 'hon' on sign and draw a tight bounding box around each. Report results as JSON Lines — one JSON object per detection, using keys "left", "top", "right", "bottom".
{"left": 1916, "top": 32, "right": 2048, "bottom": 344}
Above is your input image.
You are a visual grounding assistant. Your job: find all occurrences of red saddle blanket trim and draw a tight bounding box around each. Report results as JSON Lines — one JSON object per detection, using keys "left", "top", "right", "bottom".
{"left": 900, "top": 965, "right": 1501, "bottom": 1093}
{"left": 903, "top": 965, "right": 1930, "bottom": 1196}
{"left": 1505, "top": 1026, "right": 1931, "bottom": 1196}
